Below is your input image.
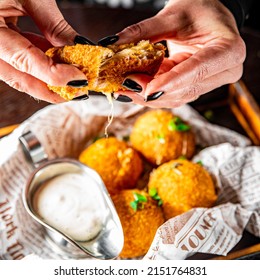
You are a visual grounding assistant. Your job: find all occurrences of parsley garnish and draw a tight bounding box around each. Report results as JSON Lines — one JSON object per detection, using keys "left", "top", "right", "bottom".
{"left": 149, "top": 188, "right": 163, "bottom": 206}
{"left": 178, "top": 155, "right": 187, "bottom": 160}
{"left": 168, "top": 117, "right": 190, "bottom": 132}
{"left": 130, "top": 192, "right": 147, "bottom": 211}
{"left": 196, "top": 160, "right": 203, "bottom": 166}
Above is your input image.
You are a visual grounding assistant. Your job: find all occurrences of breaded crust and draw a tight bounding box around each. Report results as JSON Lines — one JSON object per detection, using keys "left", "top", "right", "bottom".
{"left": 45, "top": 40, "right": 165, "bottom": 100}
{"left": 130, "top": 109, "right": 196, "bottom": 165}
{"left": 148, "top": 159, "right": 217, "bottom": 220}
{"left": 112, "top": 189, "right": 165, "bottom": 258}
{"left": 79, "top": 137, "right": 143, "bottom": 195}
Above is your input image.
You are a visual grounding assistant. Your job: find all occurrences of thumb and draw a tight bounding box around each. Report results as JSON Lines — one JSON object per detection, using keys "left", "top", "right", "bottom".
{"left": 116, "top": 10, "right": 179, "bottom": 44}
{"left": 24, "top": 1, "right": 77, "bottom": 46}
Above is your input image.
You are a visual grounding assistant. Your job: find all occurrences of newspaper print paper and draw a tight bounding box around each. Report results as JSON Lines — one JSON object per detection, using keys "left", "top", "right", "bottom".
{"left": 0, "top": 96, "right": 259, "bottom": 260}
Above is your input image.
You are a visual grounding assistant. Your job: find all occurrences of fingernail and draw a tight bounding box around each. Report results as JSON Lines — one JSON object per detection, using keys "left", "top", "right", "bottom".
{"left": 72, "top": 94, "right": 89, "bottom": 101}
{"left": 98, "top": 35, "right": 119, "bottom": 47}
{"left": 74, "top": 35, "right": 95, "bottom": 45}
{"left": 122, "top": 79, "right": 142, "bottom": 92}
{"left": 145, "top": 91, "right": 164, "bottom": 102}
{"left": 67, "top": 80, "right": 88, "bottom": 88}
{"left": 115, "top": 95, "right": 132, "bottom": 103}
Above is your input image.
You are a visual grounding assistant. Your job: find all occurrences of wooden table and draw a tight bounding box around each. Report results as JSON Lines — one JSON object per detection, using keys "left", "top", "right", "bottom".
{"left": 0, "top": 5, "right": 260, "bottom": 259}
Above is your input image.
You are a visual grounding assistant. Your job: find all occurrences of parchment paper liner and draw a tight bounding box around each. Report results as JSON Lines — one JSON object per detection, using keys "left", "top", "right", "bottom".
{"left": 0, "top": 96, "right": 259, "bottom": 260}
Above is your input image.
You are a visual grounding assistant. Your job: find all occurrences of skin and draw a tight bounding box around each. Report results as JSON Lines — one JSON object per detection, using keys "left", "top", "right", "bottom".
{"left": 116, "top": 0, "right": 246, "bottom": 108}
{"left": 0, "top": 0, "right": 86, "bottom": 103}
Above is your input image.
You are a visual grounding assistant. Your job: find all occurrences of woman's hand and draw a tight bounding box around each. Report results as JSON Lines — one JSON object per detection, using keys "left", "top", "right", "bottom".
{"left": 0, "top": 0, "right": 87, "bottom": 103}
{"left": 114, "top": 0, "right": 246, "bottom": 108}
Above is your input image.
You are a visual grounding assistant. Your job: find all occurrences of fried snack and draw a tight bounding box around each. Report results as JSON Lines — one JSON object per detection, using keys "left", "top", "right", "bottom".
{"left": 148, "top": 159, "right": 217, "bottom": 220}
{"left": 112, "top": 189, "right": 165, "bottom": 258}
{"left": 45, "top": 40, "right": 165, "bottom": 100}
{"left": 79, "top": 137, "right": 143, "bottom": 195}
{"left": 130, "top": 109, "right": 196, "bottom": 165}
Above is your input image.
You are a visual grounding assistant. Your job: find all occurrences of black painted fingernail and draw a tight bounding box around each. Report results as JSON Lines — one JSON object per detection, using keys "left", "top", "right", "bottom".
{"left": 116, "top": 95, "right": 132, "bottom": 103}
{"left": 74, "top": 35, "right": 95, "bottom": 45}
{"left": 122, "top": 79, "right": 142, "bottom": 92}
{"left": 67, "top": 80, "right": 88, "bottom": 88}
{"left": 72, "top": 94, "right": 89, "bottom": 101}
{"left": 145, "top": 91, "right": 164, "bottom": 102}
{"left": 98, "top": 35, "right": 119, "bottom": 47}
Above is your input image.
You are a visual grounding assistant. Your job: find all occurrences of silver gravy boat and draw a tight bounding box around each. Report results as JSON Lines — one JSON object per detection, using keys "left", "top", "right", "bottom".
{"left": 19, "top": 131, "right": 124, "bottom": 259}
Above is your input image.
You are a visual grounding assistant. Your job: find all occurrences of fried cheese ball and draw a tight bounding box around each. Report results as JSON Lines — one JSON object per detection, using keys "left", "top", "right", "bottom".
{"left": 45, "top": 41, "right": 165, "bottom": 100}
{"left": 112, "top": 189, "right": 165, "bottom": 258}
{"left": 130, "top": 109, "right": 195, "bottom": 165}
{"left": 79, "top": 137, "right": 143, "bottom": 195}
{"left": 148, "top": 159, "right": 217, "bottom": 220}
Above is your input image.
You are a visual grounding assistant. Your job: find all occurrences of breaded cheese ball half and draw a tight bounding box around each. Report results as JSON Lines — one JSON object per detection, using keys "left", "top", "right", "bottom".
{"left": 148, "top": 159, "right": 217, "bottom": 220}
{"left": 112, "top": 189, "right": 165, "bottom": 258}
{"left": 79, "top": 137, "right": 143, "bottom": 195}
{"left": 130, "top": 109, "right": 195, "bottom": 165}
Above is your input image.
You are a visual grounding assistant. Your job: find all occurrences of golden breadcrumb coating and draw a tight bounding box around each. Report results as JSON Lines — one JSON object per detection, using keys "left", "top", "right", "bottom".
{"left": 130, "top": 109, "right": 196, "bottom": 165}
{"left": 45, "top": 40, "right": 165, "bottom": 100}
{"left": 79, "top": 137, "right": 143, "bottom": 195}
{"left": 148, "top": 159, "right": 217, "bottom": 220}
{"left": 112, "top": 189, "right": 165, "bottom": 258}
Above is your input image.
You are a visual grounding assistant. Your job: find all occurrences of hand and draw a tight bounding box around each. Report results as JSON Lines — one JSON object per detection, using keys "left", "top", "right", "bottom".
{"left": 115, "top": 0, "right": 246, "bottom": 108}
{"left": 0, "top": 0, "right": 87, "bottom": 103}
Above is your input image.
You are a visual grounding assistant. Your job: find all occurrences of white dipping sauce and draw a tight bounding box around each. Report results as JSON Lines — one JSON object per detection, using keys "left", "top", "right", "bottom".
{"left": 33, "top": 172, "right": 106, "bottom": 241}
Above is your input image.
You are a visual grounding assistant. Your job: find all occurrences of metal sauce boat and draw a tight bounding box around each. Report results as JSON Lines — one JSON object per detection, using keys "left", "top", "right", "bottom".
{"left": 19, "top": 131, "right": 124, "bottom": 259}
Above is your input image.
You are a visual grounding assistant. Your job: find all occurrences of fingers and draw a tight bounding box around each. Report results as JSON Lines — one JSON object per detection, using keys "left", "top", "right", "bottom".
{"left": 23, "top": 0, "right": 77, "bottom": 46}
{"left": 0, "top": 1, "right": 88, "bottom": 102}
{"left": 120, "top": 60, "right": 175, "bottom": 93}
{"left": 21, "top": 32, "right": 53, "bottom": 52}
{"left": 116, "top": 92, "right": 183, "bottom": 108}
{"left": 116, "top": 10, "right": 183, "bottom": 44}
{"left": 0, "top": 58, "right": 65, "bottom": 103}
{"left": 145, "top": 39, "right": 246, "bottom": 95}
{"left": 119, "top": 65, "right": 243, "bottom": 108}
{"left": 122, "top": 74, "right": 153, "bottom": 93}
{"left": 0, "top": 27, "right": 86, "bottom": 86}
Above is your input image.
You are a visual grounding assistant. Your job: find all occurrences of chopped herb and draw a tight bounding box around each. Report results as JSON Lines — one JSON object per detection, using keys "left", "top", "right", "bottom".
{"left": 133, "top": 192, "right": 147, "bottom": 203}
{"left": 149, "top": 188, "right": 157, "bottom": 197}
{"left": 168, "top": 118, "right": 177, "bottom": 131}
{"left": 196, "top": 160, "right": 203, "bottom": 166}
{"left": 130, "top": 201, "right": 138, "bottom": 211}
{"left": 152, "top": 194, "right": 161, "bottom": 200}
{"left": 156, "top": 134, "right": 165, "bottom": 144}
{"left": 204, "top": 110, "right": 214, "bottom": 121}
{"left": 176, "top": 123, "right": 191, "bottom": 131}
{"left": 158, "top": 199, "right": 163, "bottom": 206}
{"left": 130, "top": 192, "right": 147, "bottom": 211}
{"left": 149, "top": 188, "right": 163, "bottom": 206}
{"left": 178, "top": 155, "right": 187, "bottom": 160}
{"left": 168, "top": 117, "right": 190, "bottom": 132}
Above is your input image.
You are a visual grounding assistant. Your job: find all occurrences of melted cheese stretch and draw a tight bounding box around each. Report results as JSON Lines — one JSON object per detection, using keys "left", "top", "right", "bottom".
{"left": 104, "top": 93, "right": 114, "bottom": 138}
